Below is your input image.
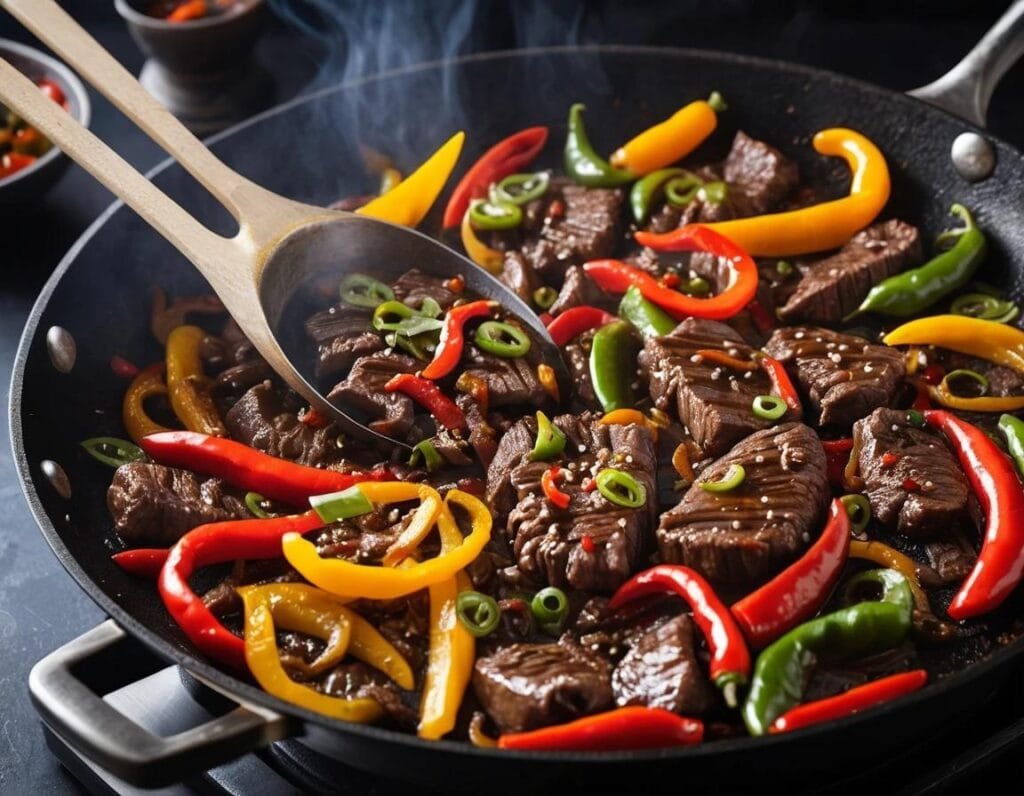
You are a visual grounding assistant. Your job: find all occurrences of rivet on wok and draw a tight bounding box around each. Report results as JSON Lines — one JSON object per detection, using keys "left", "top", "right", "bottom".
{"left": 951, "top": 132, "right": 996, "bottom": 182}
{"left": 41, "top": 460, "right": 71, "bottom": 499}
{"left": 46, "top": 326, "right": 77, "bottom": 373}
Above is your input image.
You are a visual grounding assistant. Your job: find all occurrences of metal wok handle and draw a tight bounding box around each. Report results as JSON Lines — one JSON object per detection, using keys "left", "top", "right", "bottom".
{"left": 29, "top": 620, "right": 293, "bottom": 788}
{"left": 909, "top": 0, "right": 1024, "bottom": 127}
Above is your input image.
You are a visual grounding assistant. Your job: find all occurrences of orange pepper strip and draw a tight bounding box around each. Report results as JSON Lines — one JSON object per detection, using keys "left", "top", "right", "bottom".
{"left": 460, "top": 209, "right": 504, "bottom": 273}
{"left": 123, "top": 362, "right": 172, "bottom": 444}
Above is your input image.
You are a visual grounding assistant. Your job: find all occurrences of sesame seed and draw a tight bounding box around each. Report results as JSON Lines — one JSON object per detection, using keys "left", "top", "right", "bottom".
{"left": 731, "top": 520, "right": 741, "bottom": 530}
{"left": 795, "top": 331, "right": 805, "bottom": 339}
{"left": 617, "top": 517, "right": 627, "bottom": 527}
{"left": 760, "top": 496, "right": 769, "bottom": 503}
{"left": 829, "top": 353, "right": 842, "bottom": 363}
{"left": 755, "top": 455, "right": 764, "bottom": 463}
{"left": 802, "top": 532, "right": 810, "bottom": 543}
{"left": 766, "top": 510, "right": 774, "bottom": 520}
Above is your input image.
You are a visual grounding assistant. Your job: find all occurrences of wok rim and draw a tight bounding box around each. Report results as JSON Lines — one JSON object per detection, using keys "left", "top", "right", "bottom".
{"left": 10, "top": 42, "right": 1024, "bottom": 765}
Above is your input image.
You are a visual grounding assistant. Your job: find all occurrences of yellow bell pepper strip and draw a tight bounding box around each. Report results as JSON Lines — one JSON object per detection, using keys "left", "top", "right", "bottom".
{"left": 885, "top": 315, "right": 1024, "bottom": 375}
{"left": 599, "top": 408, "right": 660, "bottom": 442}
{"left": 380, "top": 483, "right": 444, "bottom": 567}
{"left": 925, "top": 381, "right": 1024, "bottom": 413}
{"left": 356, "top": 132, "right": 465, "bottom": 227}
{"left": 672, "top": 128, "right": 890, "bottom": 257}
{"left": 165, "top": 325, "right": 225, "bottom": 437}
{"left": 460, "top": 208, "right": 504, "bottom": 273}
{"left": 282, "top": 488, "right": 491, "bottom": 600}
{"left": 122, "top": 362, "right": 172, "bottom": 444}
{"left": 609, "top": 93, "right": 721, "bottom": 175}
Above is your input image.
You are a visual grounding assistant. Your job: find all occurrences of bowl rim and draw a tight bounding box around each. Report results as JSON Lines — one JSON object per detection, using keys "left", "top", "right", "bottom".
{"left": 114, "top": 0, "right": 264, "bottom": 31}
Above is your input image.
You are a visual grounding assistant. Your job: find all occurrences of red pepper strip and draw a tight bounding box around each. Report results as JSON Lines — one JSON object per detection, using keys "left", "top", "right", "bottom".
{"left": 385, "top": 374, "right": 467, "bottom": 431}
{"left": 912, "top": 386, "right": 933, "bottom": 411}
{"left": 140, "top": 431, "right": 388, "bottom": 507}
{"left": 442, "top": 126, "right": 549, "bottom": 229}
{"left": 760, "top": 356, "right": 802, "bottom": 415}
{"left": 112, "top": 548, "right": 168, "bottom": 578}
{"left": 159, "top": 511, "right": 325, "bottom": 671}
{"left": 498, "top": 706, "right": 703, "bottom": 751}
{"left": 610, "top": 564, "right": 751, "bottom": 705}
{"left": 821, "top": 439, "right": 854, "bottom": 489}
{"left": 420, "top": 300, "right": 496, "bottom": 380}
{"left": 545, "top": 305, "right": 617, "bottom": 346}
{"left": 541, "top": 465, "right": 571, "bottom": 509}
{"left": 747, "top": 299, "right": 775, "bottom": 333}
{"left": 924, "top": 410, "right": 1024, "bottom": 620}
{"left": 731, "top": 499, "right": 851, "bottom": 649}
{"left": 770, "top": 670, "right": 928, "bottom": 734}
{"left": 613, "top": 225, "right": 758, "bottom": 320}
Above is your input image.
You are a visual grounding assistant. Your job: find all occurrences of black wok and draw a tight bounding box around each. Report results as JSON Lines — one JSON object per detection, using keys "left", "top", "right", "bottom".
{"left": 12, "top": 29, "right": 1024, "bottom": 792}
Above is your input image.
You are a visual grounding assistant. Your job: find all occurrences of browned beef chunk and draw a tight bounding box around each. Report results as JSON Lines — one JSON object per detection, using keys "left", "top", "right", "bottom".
{"left": 925, "top": 534, "right": 977, "bottom": 584}
{"left": 657, "top": 423, "right": 829, "bottom": 592}
{"left": 640, "top": 318, "right": 776, "bottom": 457}
{"left": 499, "top": 251, "right": 540, "bottom": 304}
{"left": 722, "top": 131, "right": 799, "bottom": 214}
{"left": 390, "top": 269, "right": 458, "bottom": 310}
{"left": 322, "top": 661, "right": 417, "bottom": 729}
{"left": 564, "top": 328, "right": 598, "bottom": 410}
{"left": 107, "top": 462, "right": 247, "bottom": 546}
{"left": 460, "top": 344, "right": 547, "bottom": 408}
{"left": 326, "top": 352, "right": 418, "bottom": 438}
{"left": 485, "top": 415, "right": 537, "bottom": 516}
{"left": 763, "top": 327, "right": 906, "bottom": 427}
{"left": 473, "top": 642, "right": 613, "bottom": 733}
{"left": 853, "top": 408, "right": 970, "bottom": 538}
{"left": 778, "top": 220, "right": 922, "bottom": 324}
{"left": 214, "top": 359, "right": 273, "bottom": 393}
{"left": 612, "top": 614, "right": 718, "bottom": 715}
{"left": 549, "top": 265, "right": 615, "bottom": 316}
{"left": 304, "top": 304, "right": 382, "bottom": 381}
{"left": 457, "top": 394, "right": 498, "bottom": 468}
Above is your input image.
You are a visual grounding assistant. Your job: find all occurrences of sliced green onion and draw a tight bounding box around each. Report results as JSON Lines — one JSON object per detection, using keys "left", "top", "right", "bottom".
{"left": 339, "top": 274, "right": 394, "bottom": 309}
{"left": 245, "top": 491, "right": 271, "bottom": 519}
{"left": 776, "top": 260, "right": 794, "bottom": 276}
{"left": 707, "top": 91, "right": 727, "bottom": 113}
{"left": 531, "top": 587, "right": 569, "bottom": 635}
{"left": 372, "top": 300, "right": 416, "bottom": 331}
{"left": 840, "top": 494, "right": 872, "bottom": 533}
{"left": 701, "top": 180, "right": 728, "bottom": 205}
{"left": 468, "top": 198, "right": 522, "bottom": 231}
{"left": 993, "top": 304, "right": 1021, "bottom": 324}
{"left": 80, "top": 437, "right": 145, "bottom": 468}
{"left": 309, "top": 485, "right": 373, "bottom": 523}
{"left": 456, "top": 591, "right": 501, "bottom": 638}
{"left": 906, "top": 409, "right": 925, "bottom": 428}
{"left": 595, "top": 468, "right": 647, "bottom": 508}
{"left": 752, "top": 394, "right": 787, "bottom": 420}
{"left": 533, "top": 285, "right": 558, "bottom": 310}
{"left": 950, "top": 292, "right": 1017, "bottom": 321}
{"left": 388, "top": 331, "right": 436, "bottom": 361}
{"left": 492, "top": 171, "right": 550, "bottom": 206}
{"left": 700, "top": 463, "right": 746, "bottom": 493}
{"left": 475, "top": 320, "right": 531, "bottom": 358}
{"left": 394, "top": 315, "right": 445, "bottom": 337}
{"left": 682, "top": 276, "right": 711, "bottom": 297}
{"left": 530, "top": 410, "right": 566, "bottom": 461}
{"left": 941, "top": 368, "right": 989, "bottom": 396}
{"left": 664, "top": 173, "right": 703, "bottom": 207}
{"left": 408, "top": 439, "right": 443, "bottom": 472}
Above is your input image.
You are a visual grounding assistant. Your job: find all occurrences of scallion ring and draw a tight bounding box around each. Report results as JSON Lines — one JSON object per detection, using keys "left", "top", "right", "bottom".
{"left": 906, "top": 409, "right": 926, "bottom": 428}
{"left": 309, "top": 485, "right": 373, "bottom": 523}
{"left": 700, "top": 463, "right": 746, "bottom": 493}
{"left": 492, "top": 171, "right": 550, "bottom": 206}
{"left": 941, "top": 368, "right": 989, "bottom": 396}
{"left": 530, "top": 410, "right": 567, "bottom": 461}
{"left": 408, "top": 439, "right": 443, "bottom": 472}
{"left": 339, "top": 274, "right": 394, "bottom": 309}
{"left": 950, "top": 292, "right": 1017, "bottom": 321}
{"left": 372, "top": 300, "right": 416, "bottom": 331}
{"left": 245, "top": 491, "right": 271, "bottom": 519}
{"left": 840, "top": 494, "right": 872, "bottom": 533}
{"left": 701, "top": 180, "right": 728, "bottom": 205}
{"left": 468, "top": 198, "right": 523, "bottom": 231}
{"left": 595, "top": 468, "right": 647, "bottom": 508}
{"left": 664, "top": 173, "right": 703, "bottom": 207}
{"left": 80, "top": 437, "right": 145, "bottom": 468}
{"left": 682, "top": 276, "right": 711, "bottom": 297}
{"left": 531, "top": 587, "right": 569, "bottom": 635}
{"left": 475, "top": 320, "right": 531, "bottom": 358}
{"left": 776, "top": 260, "right": 794, "bottom": 276}
{"left": 533, "top": 285, "right": 558, "bottom": 310}
{"left": 456, "top": 591, "right": 501, "bottom": 638}
{"left": 752, "top": 394, "right": 787, "bottom": 421}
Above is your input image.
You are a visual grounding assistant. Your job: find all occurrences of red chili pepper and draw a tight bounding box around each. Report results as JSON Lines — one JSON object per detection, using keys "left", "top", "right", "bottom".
{"left": 541, "top": 465, "right": 571, "bottom": 509}
{"left": 902, "top": 477, "right": 921, "bottom": 492}
{"left": 921, "top": 364, "right": 945, "bottom": 385}
{"left": 109, "top": 355, "right": 140, "bottom": 379}
{"left": 37, "top": 77, "right": 67, "bottom": 106}
{"left": 444, "top": 275, "right": 465, "bottom": 294}
{"left": 497, "top": 706, "right": 703, "bottom": 751}
{"left": 821, "top": 439, "right": 854, "bottom": 489}
{"left": 770, "top": 670, "right": 928, "bottom": 734}
{"left": 442, "top": 126, "right": 549, "bottom": 229}
{"left": 547, "top": 198, "right": 565, "bottom": 221}
{"left": 731, "top": 499, "right": 850, "bottom": 649}
{"left": 299, "top": 407, "right": 330, "bottom": 429}
{"left": 545, "top": 305, "right": 617, "bottom": 347}
{"left": 881, "top": 452, "right": 901, "bottom": 468}
{"left": 112, "top": 548, "right": 168, "bottom": 578}
{"left": 420, "top": 300, "right": 495, "bottom": 380}
{"left": 924, "top": 410, "right": 1024, "bottom": 620}
{"left": 159, "top": 511, "right": 325, "bottom": 670}
{"left": 659, "top": 272, "right": 681, "bottom": 289}
{"left": 538, "top": 312, "right": 554, "bottom": 326}
{"left": 139, "top": 431, "right": 388, "bottom": 507}
{"left": 760, "top": 355, "right": 802, "bottom": 415}
{"left": 384, "top": 373, "right": 467, "bottom": 431}
{"left": 0, "top": 152, "right": 36, "bottom": 179}
{"left": 747, "top": 299, "right": 776, "bottom": 333}
{"left": 912, "top": 386, "right": 933, "bottom": 411}
{"left": 582, "top": 477, "right": 597, "bottom": 492}
{"left": 610, "top": 564, "right": 751, "bottom": 705}
{"left": 580, "top": 534, "right": 596, "bottom": 554}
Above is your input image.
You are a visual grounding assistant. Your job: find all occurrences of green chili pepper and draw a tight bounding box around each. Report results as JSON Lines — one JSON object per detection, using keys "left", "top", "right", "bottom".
{"left": 530, "top": 411, "right": 566, "bottom": 461}
{"left": 589, "top": 320, "right": 639, "bottom": 412}
{"left": 387, "top": 330, "right": 437, "bottom": 361}
{"left": 752, "top": 395, "right": 787, "bottom": 421}
{"left": 564, "top": 103, "right": 635, "bottom": 188}
{"left": 456, "top": 591, "right": 501, "bottom": 637}
{"left": 840, "top": 494, "right": 871, "bottom": 533}
{"left": 339, "top": 274, "right": 395, "bottom": 309}
{"left": 629, "top": 167, "right": 685, "bottom": 223}
{"left": 409, "top": 439, "right": 443, "bottom": 472}
{"left": 492, "top": 171, "right": 550, "bottom": 206}
{"left": 941, "top": 368, "right": 989, "bottom": 396}
{"left": 372, "top": 300, "right": 416, "bottom": 331}
{"left": 701, "top": 180, "right": 728, "bottom": 205}
{"left": 664, "top": 173, "right": 703, "bottom": 207}
{"left": 475, "top": 320, "right": 531, "bottom": 358}
{"left": 618, "top": 285, "right": 675, "bottom": 339}
{"left": 855, "top": 204, "right": 987, "bottom": 318}
{"left": 245, "top": 492, "right": 271, "bottom": 519}
{"left": 468, "top": 198, "right": 523, "bottom": 230}
{"left": 309, "top": 485, "right": 374, "bottom": 523}
{"left": 742, "top": 569, "right": 913, "bottom": 736}
{"left": 595, "top": 468, "right": 647, "bottom": 508}
{"left": 700, "top": 463, "right": 746, "bottom": 493}
{"left": 80, "top": 437, "right": 145, "bottom": 468}
{"left": 533, "top": 286, "right": 558, "bottom": 310}
{"left": 776, "top": 260, "right": 794, "bottom": 277}
{"left": 998, "top": 414, "right": 1024, "bottom": 478}
{"left": 950, "top": 292, "right": 1019, "bottom": 323}
{"left": 907, "top": 409, "right": 926, "bottom": 428}
{"left": 681, "top": 276, "right": 711, "bottom": 297}
{"left": 531, "top": 587, "right": 570, "bottom": 635}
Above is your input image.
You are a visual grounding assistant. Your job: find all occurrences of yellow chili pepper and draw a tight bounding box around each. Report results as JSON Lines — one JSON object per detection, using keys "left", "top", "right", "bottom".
{"left": 537, "top": 363, "right": 560, "bottom": 402}
{"left": 357, "top": 131, "right": 465, "bottom": 227}
{"left": 282, "top": 489, "right": 491, "bottom": 600}
{"left": 460, "top": 209, "right": 504, "bottom": 273}
{"left": 598, "top": 408, "right": 659, "bottom": 442}
{"left": 926, "top": 382, "right": 1024, "bottom": 413}
{"left": 380, "top": 484, "right": 444, "bottom": 567}
{"left": 848, "top": 540, "right": 929, "bottom": 613}
{"left": 122, "top": 362, "right": 172, "bottom": 444}
{"left": 609, "top": 96, "right": 719, "bottom": 175}
{"left": 165, "top": 325, "right": 225, "bottom": 437}
{"left": 884, "top": 315, "right": 1024, "bottom": 375}
{"left": 700, "top": 128, "right": 890, "bottom": 257}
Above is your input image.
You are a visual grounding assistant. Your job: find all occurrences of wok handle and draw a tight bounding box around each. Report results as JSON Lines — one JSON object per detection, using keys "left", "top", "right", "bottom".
{"left": 908, "top": 0, "right": 1024, "bottom": 127}
{"left": 29, "top": 620, "right": 293, "bottom": 789}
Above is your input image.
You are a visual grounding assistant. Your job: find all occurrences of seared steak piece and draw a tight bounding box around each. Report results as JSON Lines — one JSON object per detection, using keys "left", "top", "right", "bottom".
{"left": 925, "top": 535, "right": 976, "bottom": 584}
{"left": 778, "top": 220, "right": 922, "bottom": 324}
{"left": 564, "top": 328, "right": 599, "bottom": 410}
{"left": 390, "top": 269, "right": 458, "bottom": 310}
{"left": 473, "top": 642, "right": 613, "bottom": 733}
{"left": 612, "top": 614, "right": 718, "bottom": 714}
{"left": 322, "top": 661, "right": 417, "bottom": 729}
{"left": 460, "top": 344, "right": 548, "bottom": 408}
{"left": 722, "top": 131, "right": 799, "bottom": 215}
{"left": 108, "top": 462, "right": 247, "bottom": 546}
{"left": 304, "top": 304, "right": 382, "bottom": 380}
{"left": 326, "top": 351, "right": 418, "bottom": 438}
{"left": 657, "top": 423, "right": 829, "bottom": 592}
{"left": 549, "top": 265, "right": 615, "bottom": 316}
{"left": 499, "top": 251, "right": 540, "bottom": 304}
{"left": 641, "top": 318, "right": 776, "bottom": 457}
{"left": 853, "top": 408, "right": 970, "bottom": 538}
{"left": 485, "top": 417, "right": 537, "bottom": 517}
{"left": 764, "top": 327, "right": 906, "bottom": 427}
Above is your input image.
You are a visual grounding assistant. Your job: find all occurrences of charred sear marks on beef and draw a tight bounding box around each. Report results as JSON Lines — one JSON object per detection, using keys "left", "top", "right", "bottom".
{"left": 722, "top": 130, "right": 800, "bottom": 215}
{"left": 778, "top": 220, "right": 922, "bottom": 324}
{"left": 764, "top": 326, "right": 906, "bottom": 427}
{"left": 326, "top": 351, "right": 419, "bottom": 439}
{"left": 390, "top": 269, "right": 459, "bottom": 311}
{"left": 549, "top": 264, "right": 616, "bottom": 316}
{"left": 304, "top": 304, "right": 383, "bottom": 381}
{"left": 657, "top": 423, "right": 829, "bottom": 592}
{"left": 460, "top": 342, "right": 548, "bottom": 409}
{"left": 853, "top": 408, "right": 970, "bottom": 539}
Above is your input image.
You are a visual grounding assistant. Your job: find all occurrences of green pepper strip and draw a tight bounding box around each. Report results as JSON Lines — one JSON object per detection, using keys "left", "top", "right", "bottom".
{"left": 456, "top": 591, "right": 501, "bottom": 638}
{"left": 998, "top": 414, "right": 1024, "bottom": 478}
{"left": 372, "top": 300, "right": 416, "bottom": 331}
{"left": 589, "top": 320, "right": 639, "bottom": 412}
{"left": 665, "top": 173, "right": 704, "bottom": 207}
{"left": 245, "top": 491, "right": 271, "bottom": 519}
{"left": 492, "top": 172, "right": 550, "bottom": 206}
{"left": 855, "top": 204, "right": 987, "bottom": 318}
{"left": 564, "top": 104, "right": 636, "bottom": 188}
{"left": 530, "top": 411, "right": 566, "bottom": 461}
{"left": 629, "top": 167, "right": 685, "bottom": 223}
{"left": 339, "top": 274, "right": 394, "bottom": 309}
{"left": 468, "top": 198, "right": 523, "bottom": 231}
{"left": 531, "top": 587, "right": 570, "bottom": 635}
{"left": 81, "top": 436, "right": 145, "bottom": 468}
{"left": 742, "top": 569, "right": 913, "bottom": 736}
{"left": 409, "top": 439, "right": 443, "bottom": 472}
{"left": 595, "top": 468, "right": 647, "bottom": 508}
{"left": 475, "top": 321, "right": 531, "bottom": 358}
{"left": 309, "top": 485, "right": 374, "bottom": 523}
{"left": 617, "top": 285, "right": 675, "bottom": 340}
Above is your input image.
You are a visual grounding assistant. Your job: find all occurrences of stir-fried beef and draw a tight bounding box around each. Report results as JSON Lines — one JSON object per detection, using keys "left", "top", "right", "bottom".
{"left": 764, "top": 327, "right": 906, "bottom": 427}
{"left": 322, "top": 661, "right": 417, "bottom": 729}
{"left": 473, "top": 642, "right": 613, "bottom": 733}
{"left": 641, "top": 318, "right": 775, "bottom": 457}
{"left": 460, "top": 344, "right": 548, "bottom": 408}
{"left": 722, "top": 131, "right": 800, "bottom": 215}
{"left": 304, "top": 304, "right": 383, "bottom": 380}
{"left": 390, "top": 269, "right": 458, "bottom": 310}
{"left": 326, "top": 351, "right": 418, "bottom": 438}
{"left": 657, "top": 423, "right": 829, "bottom": 591}
{"left": 499, "top": 251, "right": 540, "bottom": 304}
{"left": 778, "top": 220, "right": 922, "bottom": 324}
{"left": 485, "top": 416, "right": 538, "bottom": 517}
{"left": 549, "top": 264, "right": 615, "bottom": 316}
{"left": 107, "top": 462, "right": 247, "bottom": 546}
{"left": 925, "top": 534, "right": 977, "bottom": 584}
{"left": 564, "top": 328, "right": 598, "bottom": 410}
{"left": 853, "top": 408, "right": 970, "bottom": 538}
